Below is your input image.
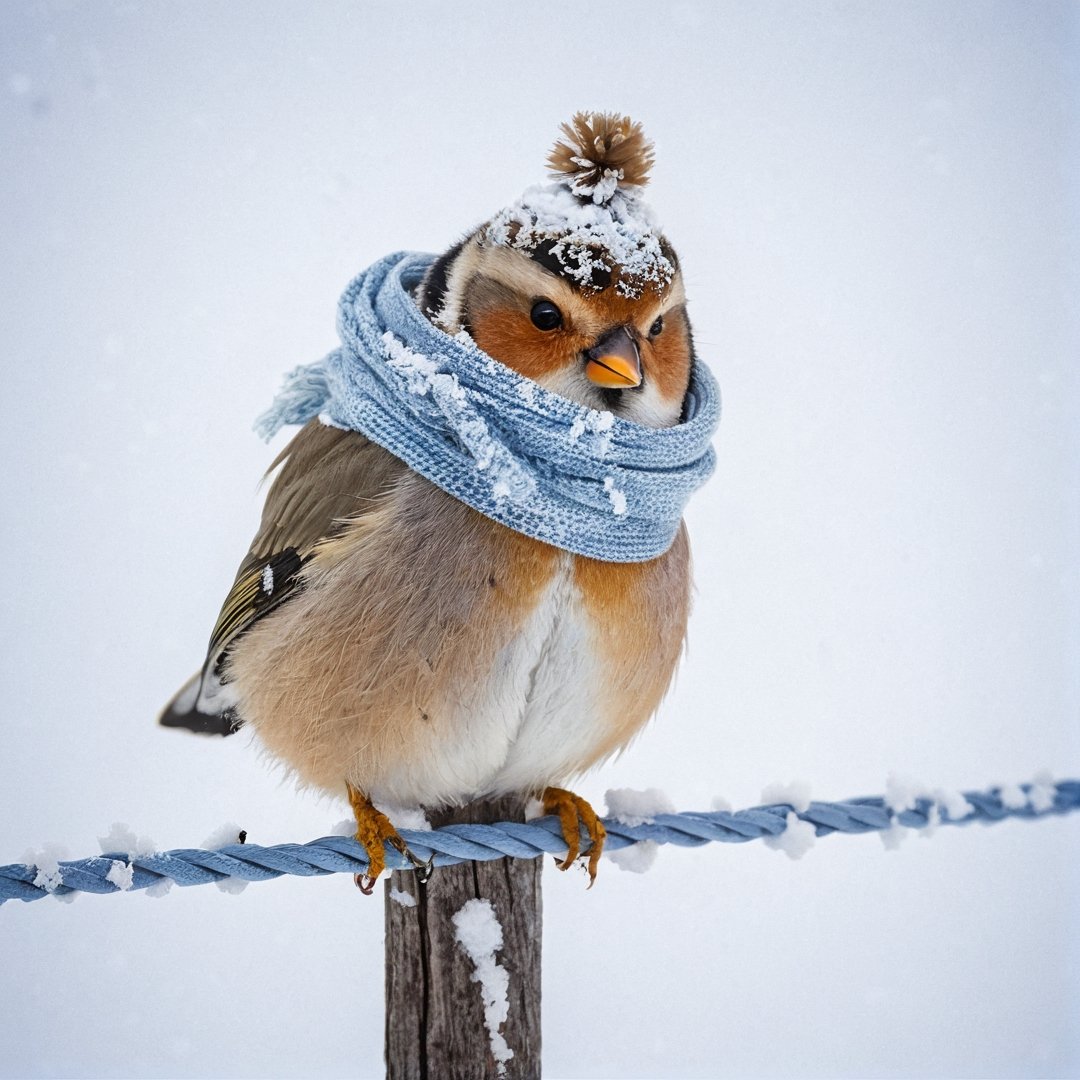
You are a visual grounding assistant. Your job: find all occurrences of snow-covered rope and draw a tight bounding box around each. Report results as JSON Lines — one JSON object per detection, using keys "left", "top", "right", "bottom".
{"left": 3, "top": 779, "right": 1077, "bottom": 904}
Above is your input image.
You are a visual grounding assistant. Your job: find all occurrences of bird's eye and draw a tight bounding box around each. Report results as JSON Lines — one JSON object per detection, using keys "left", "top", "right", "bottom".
{"left": 530, "top": 300, "right": 563, "bottom": 331}
{"left": 649, "top": 315, "right": 664, "bottom": 338}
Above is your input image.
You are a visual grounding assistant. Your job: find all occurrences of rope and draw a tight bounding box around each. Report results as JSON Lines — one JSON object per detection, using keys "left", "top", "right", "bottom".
{"left": 3, "top": 779, "right": 1077, "bottom": 904}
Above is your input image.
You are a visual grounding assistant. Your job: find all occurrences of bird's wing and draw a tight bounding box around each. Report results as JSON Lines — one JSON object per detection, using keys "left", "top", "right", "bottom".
{"left": 159, "top": 420, "right": 406, "bottom": 734}
{"left": 206, "top": 420, "right": 405, "bottom": 664}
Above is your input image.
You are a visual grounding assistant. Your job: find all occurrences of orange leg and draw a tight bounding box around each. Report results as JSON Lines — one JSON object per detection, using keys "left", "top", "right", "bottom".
{"left": 542, "top": 787, "right": 607, "bottom": 886}
{"left": 347, "top": 783, "right": 427, "bottom": 894}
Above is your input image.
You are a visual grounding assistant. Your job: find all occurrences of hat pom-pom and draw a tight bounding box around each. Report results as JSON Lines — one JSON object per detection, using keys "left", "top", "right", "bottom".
{"left": 547, "top": 111, "right": 655, "bottom": 205}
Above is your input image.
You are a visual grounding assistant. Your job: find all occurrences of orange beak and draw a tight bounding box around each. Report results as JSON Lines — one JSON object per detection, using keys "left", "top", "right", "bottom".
{"left": 584, "top": 326, "right": 642, "bottom": 389}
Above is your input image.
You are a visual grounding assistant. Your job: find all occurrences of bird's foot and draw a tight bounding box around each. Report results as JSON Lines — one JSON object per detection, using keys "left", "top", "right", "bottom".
{"left": 542, "top": 786, "right": 607, "bottom": 887}
{"left": 346, "top": 783, "right": 432, "bottom": 894}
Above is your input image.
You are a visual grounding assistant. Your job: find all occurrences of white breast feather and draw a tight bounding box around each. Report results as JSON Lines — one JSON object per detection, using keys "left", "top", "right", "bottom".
{"left": 483, "top": 562, "right": 603, "bottom": 796}
{"left": 370, "top": 558, "right": 603, "bottom": 806}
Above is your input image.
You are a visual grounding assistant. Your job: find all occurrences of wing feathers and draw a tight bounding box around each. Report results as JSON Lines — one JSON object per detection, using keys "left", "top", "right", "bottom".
{"left": 160, "top": 420, "right": 407, "bottom": 734}
{"left": 206, "top": 547, "right": 305, "bottom": 669}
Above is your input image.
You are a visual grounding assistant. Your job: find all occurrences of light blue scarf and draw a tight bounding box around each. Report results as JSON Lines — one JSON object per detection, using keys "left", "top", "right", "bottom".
{"left": 255, "top": 252, "right": 720, "bottom": 562}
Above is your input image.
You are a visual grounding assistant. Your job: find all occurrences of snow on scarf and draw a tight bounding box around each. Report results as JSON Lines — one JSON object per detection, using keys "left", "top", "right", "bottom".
{"left": 255, "top": 251, "right": 720, "bottom": 563}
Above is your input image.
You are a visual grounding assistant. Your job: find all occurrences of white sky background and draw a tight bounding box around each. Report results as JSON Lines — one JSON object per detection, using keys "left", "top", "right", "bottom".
{"left": 1, "top": 2, "right": 1077, "bottom": 1077}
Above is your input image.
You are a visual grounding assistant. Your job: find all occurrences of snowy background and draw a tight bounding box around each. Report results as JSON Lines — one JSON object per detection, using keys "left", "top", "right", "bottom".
{"left": 2, "top": 2, "right": 1077, "bottom": 1077}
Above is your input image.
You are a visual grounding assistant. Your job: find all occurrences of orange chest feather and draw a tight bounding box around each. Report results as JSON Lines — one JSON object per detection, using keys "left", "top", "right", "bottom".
{"left": 488, "top": 524, "right": 686, "bottom": 627}
{"left": 492, "top": 523, "right": 691, "bottom": 689}
{"left": 313, "top": 480, "right": 689, "bottom": 726}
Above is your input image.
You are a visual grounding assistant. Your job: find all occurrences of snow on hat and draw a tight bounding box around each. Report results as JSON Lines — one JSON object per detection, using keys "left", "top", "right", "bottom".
{"left": 481, "top": 112, "right": 675, "bottom": 299}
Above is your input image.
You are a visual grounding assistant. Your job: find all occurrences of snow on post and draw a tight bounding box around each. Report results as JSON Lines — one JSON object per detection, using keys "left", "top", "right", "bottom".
{"left": 452, "top": 898, "right": 514, "bottom": 1076}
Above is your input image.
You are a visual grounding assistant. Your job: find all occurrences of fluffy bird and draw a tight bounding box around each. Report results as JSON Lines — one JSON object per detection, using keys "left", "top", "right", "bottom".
{"left": 161, "top": 112, "right": 700, "bottom": 887}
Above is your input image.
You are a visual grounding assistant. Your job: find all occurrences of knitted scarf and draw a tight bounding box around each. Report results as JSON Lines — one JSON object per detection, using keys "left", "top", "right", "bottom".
{"left": 255, "top": 251, "right": 720, "bottom": 563}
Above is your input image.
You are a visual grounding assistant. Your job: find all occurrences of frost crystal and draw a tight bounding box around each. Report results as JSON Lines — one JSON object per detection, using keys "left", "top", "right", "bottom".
{"left": 201, "top": 822, "right": 246, "bottom": 849}
{"left": 919, "top": 804, "right": 942, "bottom": 838}
{"left": 25, "top": 844, "right": 67, "bottom": 893}
{"left": 1027, "top": 771, "right": 1056, "bottom": 812}
{"left": 381, "top": 331, "right": 536, "bottom": 507}
{"left": 933, "top": 788, "right": 974, "bottom": 821}
{"left": 760, "top": 780, "right": 813, "bottom": 814}
{"left": 884, "top": 773, "right": 925, "bottom": 814}
{"left": 998, "top": 783, "right": 1028, "bottom": 810}
{"left": 377, "top": 804, "right": 433, "bottom": 832}
{"left": 605, "top": 787, "right": 675, "bottom": 826}
{"left": 452, "top": 899, "right": 514, "bottom": 1075}
{"left": 106, "top": 860, "right": 135, "bottom": 891}
{"left": 603, "top": 476, "right": 627, "bottom": 516}
{"left": 97, "top": 822, "right": 156, "bottom": 857}
{"left": 261, "top": 564, "right": 274, "bottom": 595}
{"left": 879, "top": 821, "right": 909, "bottom": 851}
{"left": 763, "top": 811, "right": 817, "bottom": 860}
{"left": 198, "top": 823, "right": 250, "bottom": 893}
{"left": 382, "top": 331, "right": 443, "bottom": 392}
{"left": 569, "top": 408, "right": 615, "bottom": 458}
{"left": 608, "top": 839, "right": 660, "bottom": 873}
{"left": 885, "top": 773, "right": 974, "bottom": 827}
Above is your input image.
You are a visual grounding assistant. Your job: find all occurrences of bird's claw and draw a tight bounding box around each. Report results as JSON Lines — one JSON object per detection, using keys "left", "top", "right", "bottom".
{"left": 413, "top": 853, "right": 435, "bottom": 886}
{"left": 347, "top": 782, "right": 436, "bottom": 892}
{"left": 542, "top": 786, "right": 607, "bottom": 886}
{"left": 354, "top": 845, "right": 431, "bottom": 893}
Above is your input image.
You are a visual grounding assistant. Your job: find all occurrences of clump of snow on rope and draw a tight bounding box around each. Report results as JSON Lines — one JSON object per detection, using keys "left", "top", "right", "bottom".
{"left": 605, "top": 788, "right": 676, "bottom": 873}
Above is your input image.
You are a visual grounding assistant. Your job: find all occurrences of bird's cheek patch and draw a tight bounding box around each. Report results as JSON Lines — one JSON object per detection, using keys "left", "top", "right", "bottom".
{"left": 645, "top": 323, "right": 693, "bottom": 402}
{"left": 469, "top": 309, "right": 571, "bottom": 383}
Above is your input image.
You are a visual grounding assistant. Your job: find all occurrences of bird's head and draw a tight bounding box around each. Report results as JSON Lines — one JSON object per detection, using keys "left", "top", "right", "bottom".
{"left": 416, "top": 112, "right": 693, "bottom": 429}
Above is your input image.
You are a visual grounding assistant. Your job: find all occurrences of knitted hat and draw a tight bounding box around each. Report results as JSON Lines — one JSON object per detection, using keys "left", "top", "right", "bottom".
{"left": 480, "top": 112, "right": 674, "bottom": 299}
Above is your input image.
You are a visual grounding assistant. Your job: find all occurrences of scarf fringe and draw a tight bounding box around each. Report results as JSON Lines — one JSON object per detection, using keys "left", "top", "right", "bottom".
{"left": 254, "top": 360, "right": 332, "bottom": 441}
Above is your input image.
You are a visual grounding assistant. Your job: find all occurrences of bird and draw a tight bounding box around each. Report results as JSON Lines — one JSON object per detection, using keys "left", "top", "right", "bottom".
{"left": 160, "top": 112, "right": 702, "bottom": 890}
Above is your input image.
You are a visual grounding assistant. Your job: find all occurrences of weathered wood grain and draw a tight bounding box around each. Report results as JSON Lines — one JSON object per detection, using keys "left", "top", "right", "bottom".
{"left": 385, "top": 795, "right": 542, "bottom": 1080}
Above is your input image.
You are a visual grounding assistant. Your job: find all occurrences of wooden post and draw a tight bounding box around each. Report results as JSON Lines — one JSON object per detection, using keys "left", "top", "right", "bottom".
{"left": 384, "top": 794, "right": 542, "bottom": 1080}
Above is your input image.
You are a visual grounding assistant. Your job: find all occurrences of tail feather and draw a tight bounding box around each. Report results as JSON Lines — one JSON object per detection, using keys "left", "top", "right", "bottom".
{"left": 158, "top": 670, "right": 242, "bottom": 737}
